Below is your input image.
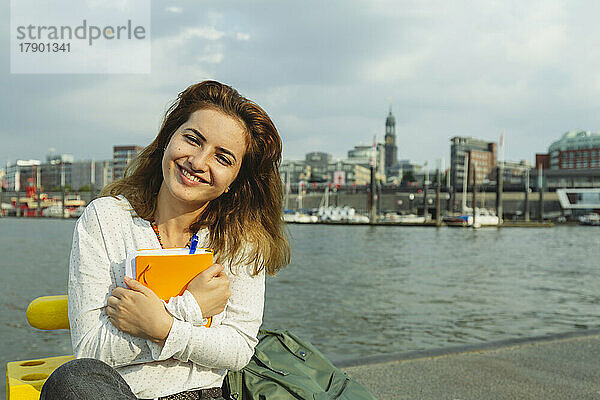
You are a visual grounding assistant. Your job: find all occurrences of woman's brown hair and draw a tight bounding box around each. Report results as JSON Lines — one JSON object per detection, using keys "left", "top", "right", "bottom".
{"left": 102, "top": 81, "right": 290, "bottom": 275}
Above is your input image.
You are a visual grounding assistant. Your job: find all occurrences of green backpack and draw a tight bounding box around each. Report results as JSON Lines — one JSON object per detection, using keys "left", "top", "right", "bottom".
{"left": 223, "top": 329, "right": 377, "bottom": 400}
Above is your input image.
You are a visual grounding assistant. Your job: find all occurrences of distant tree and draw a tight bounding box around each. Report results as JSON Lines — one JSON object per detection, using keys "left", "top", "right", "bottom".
{"left": 402, "top": 170, "right": 416, "bottom": 183}
{"left": 49, "top": 184, "right": 71, "bottom": 192}
{"left": 78, "top": 185, "right": 91, "bottom": 192}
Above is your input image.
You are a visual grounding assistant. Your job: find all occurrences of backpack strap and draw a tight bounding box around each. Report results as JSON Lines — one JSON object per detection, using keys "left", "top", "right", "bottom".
{"left": 258, "top": 329, "right": 312, "bottom": 362}
{"left": 223, "top": 369, "right": 243, "bottom": 400}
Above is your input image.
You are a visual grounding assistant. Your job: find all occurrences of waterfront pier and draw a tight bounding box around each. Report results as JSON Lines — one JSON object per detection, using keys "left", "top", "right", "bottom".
{"left": 339, "top": 330, "right": 600, "bottom": 400}
{"left": 285, "top": 190, "right": 562, "bottom": 220}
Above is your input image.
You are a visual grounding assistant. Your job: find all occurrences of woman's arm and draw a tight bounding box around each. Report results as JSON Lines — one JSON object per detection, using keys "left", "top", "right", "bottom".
{"left": 146, "top": 264, "right": 265, "bottom": 371}
{"left": 68, "top": 203, "right": 161, "bottom": 368}
{"left": 162, "top": 291, "right": 207, "bottom": 326}
{"left": 161, "top": 265, "right": 229, "bottom": 327}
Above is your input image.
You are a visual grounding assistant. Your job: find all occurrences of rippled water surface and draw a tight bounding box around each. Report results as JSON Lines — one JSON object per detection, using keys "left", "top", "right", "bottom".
{"left": 1, "top": 217, "right": 599, "bottom": 393}
{"left": 270, "top": 224, "right": 600, "bottom": 362}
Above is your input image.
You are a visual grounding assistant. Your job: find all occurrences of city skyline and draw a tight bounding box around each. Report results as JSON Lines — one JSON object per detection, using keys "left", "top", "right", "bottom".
{"left": 0, "top": 121, "right": 578, "bottom": 171}
{"left": 4, "top": 1, "right": 600, "bottom": 168}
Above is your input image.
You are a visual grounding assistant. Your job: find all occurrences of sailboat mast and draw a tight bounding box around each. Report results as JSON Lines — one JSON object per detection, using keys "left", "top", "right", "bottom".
{"left": 462, "top": 153, "right": 469, "bottom": 214}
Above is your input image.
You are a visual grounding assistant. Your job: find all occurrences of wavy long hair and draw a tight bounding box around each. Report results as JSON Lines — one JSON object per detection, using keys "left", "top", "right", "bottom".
{"left": 102, "top": 81, "right": 290, "bottom": 275}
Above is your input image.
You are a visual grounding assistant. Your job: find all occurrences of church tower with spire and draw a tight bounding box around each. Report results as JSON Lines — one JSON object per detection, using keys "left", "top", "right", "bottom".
{"left": 384, "top": 107, "right": 398, "bottom": 175}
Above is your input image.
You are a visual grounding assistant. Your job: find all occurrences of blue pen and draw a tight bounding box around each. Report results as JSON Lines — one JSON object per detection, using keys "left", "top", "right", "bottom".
{"left": 189, "top": 234, "right": 199, "bottom": 254}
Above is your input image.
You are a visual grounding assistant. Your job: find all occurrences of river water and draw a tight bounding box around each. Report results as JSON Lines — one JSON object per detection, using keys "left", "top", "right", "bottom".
{"left": 1, "top": 217, "right": 599, "bottom": 391}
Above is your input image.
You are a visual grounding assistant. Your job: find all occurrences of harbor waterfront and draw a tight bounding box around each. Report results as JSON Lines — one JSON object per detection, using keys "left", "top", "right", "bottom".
{"left": 0, "top": 189, "right": 564, "bottom": 220}
{"left": 1, "top": 218, "right": 599, "bottom": 396}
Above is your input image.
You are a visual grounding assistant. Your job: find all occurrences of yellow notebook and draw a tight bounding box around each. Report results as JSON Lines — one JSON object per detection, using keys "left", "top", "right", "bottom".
{"left": 125, "top": 248, "right": 214, "bottom": 326}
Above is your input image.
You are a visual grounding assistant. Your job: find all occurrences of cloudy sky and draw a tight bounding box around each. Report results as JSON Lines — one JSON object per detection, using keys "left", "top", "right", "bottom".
{"left": 3, "top": 0, "right": 600, "bottom": 168}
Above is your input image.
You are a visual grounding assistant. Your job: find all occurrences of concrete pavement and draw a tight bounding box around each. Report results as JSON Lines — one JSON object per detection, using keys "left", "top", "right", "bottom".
{"left": 338, "top": 329, "right": 600, "bottom": 400}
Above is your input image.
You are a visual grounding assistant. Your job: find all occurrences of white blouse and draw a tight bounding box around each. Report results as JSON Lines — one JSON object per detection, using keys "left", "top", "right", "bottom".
{"left": 68, "top": 195, "right": 265, "bottom": 399}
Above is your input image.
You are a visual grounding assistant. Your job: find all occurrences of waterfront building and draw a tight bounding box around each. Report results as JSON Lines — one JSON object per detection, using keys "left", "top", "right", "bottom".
{"left": 348, "top": 163, "right": 372, "bottom": 185}
{"left": 347, "top": 143, "right": 386, "bottom": 179}
{"left": 450, "top": 137, "right": 497, "bottom": 188}
{"left": 71, "top": 160, "right": 113, "bottom": 192}
{"left": 5, "top": 158, "right": 114, "bottom": 194}
{"left": 384, "top": 108, "right": 398, "bottom": 176}
{"left": 501, "top": 160, "right": 531, "bottom": 184}
{"left": 70, "top": 163, "right": 90, "bottom": 191}
{"left": 537, "top": 130, "right": 600, "bottom": 170}
{"left": 280, "top": 157, "right": 383, "bottom": 186}
{"left": 282, "top": 140, "right": 390, "bottom": 187}
{"left": 40, "top": 162, "right": 69, "bottom": 191}
{"left": 97, "top": 160, "right": 113, "bottom": 189}
{"left": 280, "top": 159, "right": 308, "bottom": 185}
{"left": 305, "top": 152, "right": 332, "bottom": 182}
{"left": 396, "top": 159, "right": 423, "bottom": 184}
{"left": 347, "top": 145, "right": 372, "bottom": 160}
{"left": 3, "top": 160, "right": 41, "bottom": 191}
{"left": 113, "top": 145, "right": 143, "bottom": 181}
{"left": 38, "top": 153, "right": 74, "bottom": 191}
{"left": 330, "top": 159, "right": 380, "bottom": 185}
{"left": 46, "top": 151, "right": 74, "bottom": 164}
{"left": 530, "top": 167, "right": 600, "bottom": 190}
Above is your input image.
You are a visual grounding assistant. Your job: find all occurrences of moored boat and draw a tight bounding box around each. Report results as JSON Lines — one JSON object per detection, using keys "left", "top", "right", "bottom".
{"left": 444, "top": 208, "right": 499, "bottom": 228}
{"left": 579, "top": 213, "right": 600, "bottom": 226}
{"left": 283, "top": 212, "right": 319, "bottom": 223}
{"left": 41, "top": 205, "right": 70, "bottom": 218}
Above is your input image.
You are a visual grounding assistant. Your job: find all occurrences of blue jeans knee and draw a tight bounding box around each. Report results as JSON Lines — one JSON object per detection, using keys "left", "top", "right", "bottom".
{"left": 40, "top": 358, "right": 137, "bottom": 400}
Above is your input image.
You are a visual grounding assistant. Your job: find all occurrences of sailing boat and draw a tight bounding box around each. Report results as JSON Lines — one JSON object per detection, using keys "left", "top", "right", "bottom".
{"left": 444, "top": 152, "right": 499, "bottom": 227}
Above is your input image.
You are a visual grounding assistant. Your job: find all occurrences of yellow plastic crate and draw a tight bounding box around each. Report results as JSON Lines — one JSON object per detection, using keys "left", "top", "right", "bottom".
{"left": 6, "top": 355, "right": 74, "bottom": 400}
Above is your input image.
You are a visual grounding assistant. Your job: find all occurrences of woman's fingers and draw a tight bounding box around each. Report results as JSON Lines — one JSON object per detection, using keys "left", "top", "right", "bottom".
{"left": 106, "top": 305, "right": 117, "bottom": 326}
{"left": 108, "top": 314, "right": 121, "bottom": 330}
{"left": 107, "top": 295, "right": 119, "bottom": 308}
{"left": 186, "top": 264, "right": 231, "bottom": 318}
{"left": 107, "top": 301, "right": 128, "bottom": 330}
{"left": 204, "top": 263, "right": 225, "bottom": 279}
{"left": 105, "top": 281, "right": 172, "bottom": 341}
{"left": 111, "top": 286, "right": 128, "bottom": 299}
{"left": 124, "top": 276, "right": 155, "bottom": 297}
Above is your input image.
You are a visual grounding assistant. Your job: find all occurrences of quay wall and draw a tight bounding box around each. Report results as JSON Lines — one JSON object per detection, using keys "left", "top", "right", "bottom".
{"left": 287, "top": 191, "right": 561, "bottom": 217}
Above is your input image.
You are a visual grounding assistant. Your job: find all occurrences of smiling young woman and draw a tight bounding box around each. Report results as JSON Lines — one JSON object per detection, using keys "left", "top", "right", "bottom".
{"left": 108, "top": 81, "right": 289, "bottom": 273}
{"left": 40, "top": 81, "right": 290, "bottom": 400}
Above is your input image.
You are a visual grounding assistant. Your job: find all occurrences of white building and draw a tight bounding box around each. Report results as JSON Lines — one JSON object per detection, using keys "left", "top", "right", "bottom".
{"left": 4, "top": 160, "right": 41, "bottom": 191}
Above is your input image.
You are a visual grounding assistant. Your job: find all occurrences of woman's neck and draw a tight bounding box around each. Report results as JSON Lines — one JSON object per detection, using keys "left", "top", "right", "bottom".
{"left": 153, "top": 186, "right": 208, "bottom": 247}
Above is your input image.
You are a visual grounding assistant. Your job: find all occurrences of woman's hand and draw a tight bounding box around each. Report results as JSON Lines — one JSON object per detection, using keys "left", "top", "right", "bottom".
{"left": 186, "top": 263, "right": 231, "bottom": 318}
{"left": 106, "top": 276, "right": 174, "bottom": 345}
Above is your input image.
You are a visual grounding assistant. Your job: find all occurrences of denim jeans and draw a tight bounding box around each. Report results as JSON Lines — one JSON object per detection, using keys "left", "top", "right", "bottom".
{"left": 40, "top": 358, "right": 137, "bottom": 399}
{"left": 39, "top": 358, "right": 226, "bottom": 400}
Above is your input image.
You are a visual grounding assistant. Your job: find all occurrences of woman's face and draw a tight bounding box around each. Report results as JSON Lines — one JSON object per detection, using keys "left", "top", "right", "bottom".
{"left": 160, "top": 108, "right": 247, "bottom": 209}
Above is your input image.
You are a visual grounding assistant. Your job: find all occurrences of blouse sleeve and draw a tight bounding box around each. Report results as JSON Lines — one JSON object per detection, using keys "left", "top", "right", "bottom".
{"left": 68, "top": 202, "right": 158, "bottom": 368}
{"left": 162, "top": 290, "right": 208, "bottom": 326}
{"left": 146, "top": 264, "right": 265, "bottom": 371}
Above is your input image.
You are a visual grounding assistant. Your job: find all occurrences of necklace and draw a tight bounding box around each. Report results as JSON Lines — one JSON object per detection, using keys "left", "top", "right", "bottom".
{"left": 151, "top": 220, "right": 193, "bottom": 249}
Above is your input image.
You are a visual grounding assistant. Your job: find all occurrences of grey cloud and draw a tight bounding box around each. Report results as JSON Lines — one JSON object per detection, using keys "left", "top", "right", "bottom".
{"left": 4, "top": 0, "right": 600, "bottom": 166}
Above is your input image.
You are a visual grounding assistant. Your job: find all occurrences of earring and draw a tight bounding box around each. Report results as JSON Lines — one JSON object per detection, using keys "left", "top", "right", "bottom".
{"left": 225, "top": 186, "right": 230, "bottom": 193}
